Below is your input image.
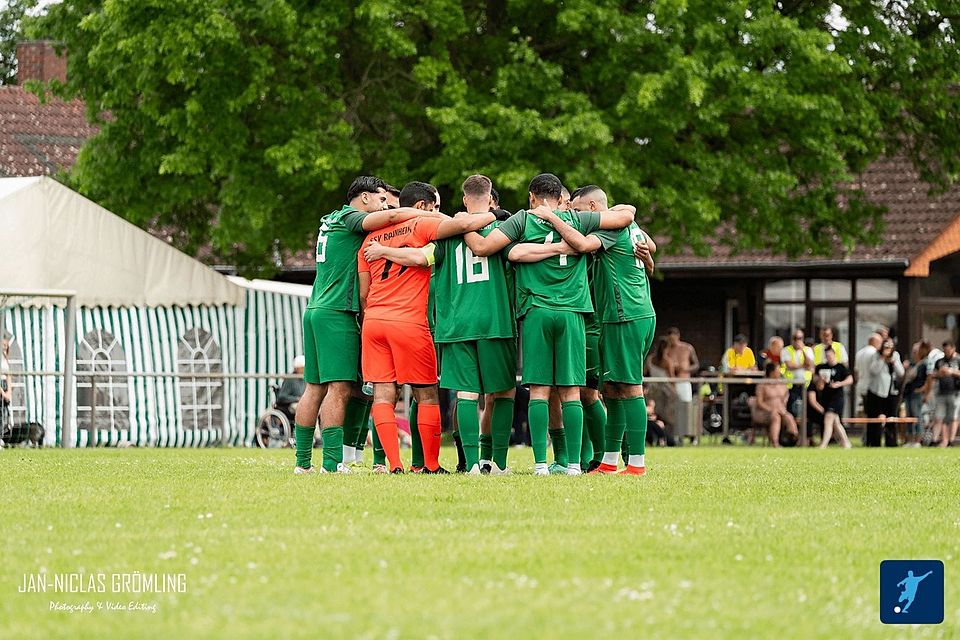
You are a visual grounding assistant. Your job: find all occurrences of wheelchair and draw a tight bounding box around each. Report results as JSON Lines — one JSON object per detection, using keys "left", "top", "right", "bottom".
{"left": 254, "top": 384, "right": 294, "bottom": 449}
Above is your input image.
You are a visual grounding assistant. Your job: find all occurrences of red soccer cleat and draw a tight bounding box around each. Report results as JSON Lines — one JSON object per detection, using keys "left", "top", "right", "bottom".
{"left": 409, "top": 465, "right": 424, "bottom": 474}
{"left": 617, "top": 465, "right": 646, "bottom": 476}
{"left": 587, "top": 462, "right": 619, "bottom": 475}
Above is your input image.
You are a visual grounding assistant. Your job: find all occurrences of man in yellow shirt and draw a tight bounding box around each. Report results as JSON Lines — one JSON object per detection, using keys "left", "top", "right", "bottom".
{"left": 723, "top": 334, "right": 757, "bottom": 373}
{"left": 814, "top": 326, "right": 849, "bottom": 365}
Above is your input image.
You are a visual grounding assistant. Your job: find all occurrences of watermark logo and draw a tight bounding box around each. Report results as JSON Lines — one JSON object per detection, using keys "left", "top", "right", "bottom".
{"left": 879, "top": 560, "right": 943, "bottom": 624}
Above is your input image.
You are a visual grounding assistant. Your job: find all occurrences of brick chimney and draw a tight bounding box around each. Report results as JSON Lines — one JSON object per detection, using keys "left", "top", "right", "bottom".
{"left": 16, "top": 40, "right": 67, "bottom": 84}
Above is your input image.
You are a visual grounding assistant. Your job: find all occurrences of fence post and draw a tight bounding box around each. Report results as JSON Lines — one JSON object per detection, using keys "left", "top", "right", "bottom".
{"left": 90, "top": 374, "right": 97, "bottom": 448}
{"left": 800, "top": 383, "right": 808, "bottom": 447}
{"left": 61, "top": 295, "right": 77, "bottom": 448}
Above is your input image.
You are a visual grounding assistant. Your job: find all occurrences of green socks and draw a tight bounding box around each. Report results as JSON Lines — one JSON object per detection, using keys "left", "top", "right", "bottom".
{"left": 491, "top": 397, "right": 514, "bottom": 469}
{"left": 321, "top": 426, "right": 343, "bottom": 472}
{"left": 409, "top": 400, "right": 424, "bottom": 468}
{"left": 580, "top": 427, "right": 593, "bottom": 468}
{"left": 529, "top": 399, "right": 549, "bottom": 464}
{"left": 294, "top": 424, "right": 316, "bottom": 469}
{"left": 623, "top": 396, "right": 648, "bottom": 458}
{"left": 549, "top": 427, "right": 567, "bottom": 466}
{"left": 372, "top": 426, "right": 385, "bottom": 466}
{"left": 457, "top": 398, "right": 480, "bottom": 470}
{"left": 480, "top": 433, "right": 493, "bottom": 461}
{"left": 344, "top": 396, "right": 372, "bottom": 449}
{"left": 584, "top": 399, "right": 607, "bottom": 463}
{"left": 561, "top": 401, "right": 584, "bottom": 470}
{"left": 604, "top": 399, "right": 626, "bottom": 454}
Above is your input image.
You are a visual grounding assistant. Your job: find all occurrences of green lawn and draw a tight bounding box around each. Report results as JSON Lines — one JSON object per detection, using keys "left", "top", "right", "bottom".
{"left": 1, "top": 446, "right": 957, "bottom": 639}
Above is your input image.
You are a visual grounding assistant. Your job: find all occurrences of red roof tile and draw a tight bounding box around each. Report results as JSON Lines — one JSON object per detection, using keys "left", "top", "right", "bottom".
{"left": 0, "top": 85, "right": 97, "bottom": 177}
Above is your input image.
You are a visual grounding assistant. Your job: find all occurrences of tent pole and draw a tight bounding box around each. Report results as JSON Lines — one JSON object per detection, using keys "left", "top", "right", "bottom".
{"left": 61, "top": 295, "right": 77, "bottom": 448}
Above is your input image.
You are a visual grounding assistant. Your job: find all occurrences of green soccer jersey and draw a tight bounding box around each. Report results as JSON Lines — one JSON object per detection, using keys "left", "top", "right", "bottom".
{"left": 433, "top": 221, "right": 516, "bottom": 343}
{"left": 306, "top": 205, "right": 369, "bottom": 313}
{"left": 497, "top": 210, "right": 602, "bottom": 317}
{"left": 591, "top": 222, "right": 656, "bottom": 323}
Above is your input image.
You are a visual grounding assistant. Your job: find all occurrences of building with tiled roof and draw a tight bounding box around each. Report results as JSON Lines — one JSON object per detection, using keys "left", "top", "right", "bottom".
{"left": 0, "top": 42, "right": 97, "bottom": 177}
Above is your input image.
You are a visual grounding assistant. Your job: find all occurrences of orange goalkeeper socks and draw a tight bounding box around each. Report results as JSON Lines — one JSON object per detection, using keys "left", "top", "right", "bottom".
{"left": 371, "top": 403, "right": 402, "bottom": 471}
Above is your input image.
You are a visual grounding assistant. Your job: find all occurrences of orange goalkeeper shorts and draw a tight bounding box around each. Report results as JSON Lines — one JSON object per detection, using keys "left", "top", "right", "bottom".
{"left": 361, "top": 317, "right": 438, "bottom": 385}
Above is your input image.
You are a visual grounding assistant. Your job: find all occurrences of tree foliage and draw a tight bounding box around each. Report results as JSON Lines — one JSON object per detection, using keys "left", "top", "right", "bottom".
{"left": 0, "top": 0, "right": 37, "bottom": 84}
{"left": 38, "top": 0, "right": 960, "bottom": 273}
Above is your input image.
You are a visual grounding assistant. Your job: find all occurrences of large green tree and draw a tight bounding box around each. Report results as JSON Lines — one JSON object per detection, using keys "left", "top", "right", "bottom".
{"left": 0, "top": 0, "right": 37, "bottom": 84}
{"left": 38, "top": 0, "right": 960, "bottom": 273}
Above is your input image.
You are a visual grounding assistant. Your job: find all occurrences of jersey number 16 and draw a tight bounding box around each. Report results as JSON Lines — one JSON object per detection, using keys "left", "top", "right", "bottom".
{"left": 454, "top": 244, "right": 490, "bottom": 284}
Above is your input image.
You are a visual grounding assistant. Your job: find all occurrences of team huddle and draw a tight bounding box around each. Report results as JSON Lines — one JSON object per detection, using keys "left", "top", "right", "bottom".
{"left": 293, "top": 172, "right": 657, "bottom": 476}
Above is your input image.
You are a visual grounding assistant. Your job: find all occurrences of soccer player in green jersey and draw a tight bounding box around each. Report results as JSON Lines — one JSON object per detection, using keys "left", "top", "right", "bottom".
{"left": 464, "top": 173, "right": 634, "bottom": 475}
{"left": 544, "top": 185, "right": 657, "bottom": 475}
{"left": 294, "top": 176, "right": 440, "bottom": 474}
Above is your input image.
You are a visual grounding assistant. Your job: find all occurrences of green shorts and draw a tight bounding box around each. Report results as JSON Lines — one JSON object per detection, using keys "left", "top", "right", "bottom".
{"left": 303, "top": 307, "right": 360, "bottom": 385}
{"left": 439, "top": 338, "right": 517, "bottom": 394}
{"left": 520, "top": 307, "right": 586, "bottom": 387}
{"left": 600, "top": 316, "right": 656, "bottom": 385}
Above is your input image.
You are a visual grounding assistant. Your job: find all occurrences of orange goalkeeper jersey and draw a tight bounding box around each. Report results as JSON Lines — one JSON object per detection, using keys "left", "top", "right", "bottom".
{"left": 358, "top": 217, "right": 443, "bottom": 326}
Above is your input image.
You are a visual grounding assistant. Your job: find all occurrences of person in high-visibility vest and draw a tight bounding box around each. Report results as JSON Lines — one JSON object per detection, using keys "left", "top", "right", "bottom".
{"left": 783, "top": 330, "right": 815, "bottom": 417}
{"left": 814, "top": 326, "right": 849, "bottom": 365}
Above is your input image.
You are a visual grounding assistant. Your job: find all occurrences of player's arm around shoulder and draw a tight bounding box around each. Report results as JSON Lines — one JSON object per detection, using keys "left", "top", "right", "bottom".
{"left": 363, "top": 240, "right": 435, "bottom": 267}
{"left": 597, "top": 204, "right": 636, "bottom": 230}
{"left": 463, "top": 213, "right": 518, "bottom": 257}
{"left": 528, "top": 205, "right": 602, "bottom": 253}
{"left": 435, "top": 211, "right": 497, "bottom": 240}
{"left": 359, "top": 207, "right": 443, "bottom": 231}
{"left": 508, "top": 240, "right": 575, "bottom": 262}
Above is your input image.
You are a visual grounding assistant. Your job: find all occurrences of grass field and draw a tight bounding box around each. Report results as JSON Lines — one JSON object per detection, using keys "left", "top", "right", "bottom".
{"left": 2, "top": 446, "right": 958, "bottom": 639}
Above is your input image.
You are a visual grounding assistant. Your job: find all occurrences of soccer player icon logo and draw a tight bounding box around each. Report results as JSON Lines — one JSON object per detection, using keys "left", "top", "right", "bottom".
{"left": 894, "top": 570, "right": 932, "bottom": 614}
{"left": 879, "top": 560, "right": 944, "bottom": 624}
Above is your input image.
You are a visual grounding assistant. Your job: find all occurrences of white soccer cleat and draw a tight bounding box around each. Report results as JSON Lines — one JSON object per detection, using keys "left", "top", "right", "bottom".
{"left": 320, "top": 463, "right": 352, "bottom": 474}
{"left": 466, "top": 464, "right": 482, "bottom": 475}
{"left": 533, "top": 466, "right": 549, "bottom": 476}
{"left": 293, "top": 465, "right": 316, "bottom": 475}
{"left": 565, "top": 467, "right": 583, "bottom": 476}
{"left": 489, "top": 462, "right": 511, "bottom": 476}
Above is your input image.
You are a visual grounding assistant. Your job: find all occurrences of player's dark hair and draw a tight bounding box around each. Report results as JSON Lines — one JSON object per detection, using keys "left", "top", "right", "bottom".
{"left": 490, "top": 187, "right": 500, "bottom": 207}
{"left": 493, "top": 208, "right": 512, "bottom": 222}
{"left": 666, "top": 327, "right": 680, "bottom": 336}
{"left": 527, "top": 173, "right": 563, "bottom": 200}
{"left": 383, "top": 183, "right": 401, "bottom": 197}
{"left": 764, "top": 362, "right": 778, "bottom": 376}
{"left": 399, "top": 181, "right": 439, "bottom": 208}
{"left": 346, "top": 176, "right": 386, "bottom": 202}
{"left": 944, "top": 340, "right": 956, "bottom": 348}
{"left": 575, "top": 184, "right": 604, "bottom": 200}
{"left": 462, "top": 174, "right": 492, "bottom": 198}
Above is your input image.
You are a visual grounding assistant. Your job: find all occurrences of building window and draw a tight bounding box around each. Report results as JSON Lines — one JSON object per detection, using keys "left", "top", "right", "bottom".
{"left": 764, "top": 279, "right": 805, "bottom": 302}
{"left": 77, "top": 330, "right": 129, "bottom": 430}
{"left": 809, "top": 279, "right": 852, "bottom": 301}
{"left": 856, "top": 279, "right": 898, "bottom": 301}
{"left": 177, "top": 328, "right": 223, "bottom": 430}
{"left": 764, "top": 304, "right": 805, "bottom": 343}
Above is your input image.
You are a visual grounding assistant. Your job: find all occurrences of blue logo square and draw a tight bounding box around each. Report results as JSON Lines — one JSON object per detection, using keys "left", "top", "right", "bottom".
{"left": 879, "top": 560, "right": 944, "bottom": 624}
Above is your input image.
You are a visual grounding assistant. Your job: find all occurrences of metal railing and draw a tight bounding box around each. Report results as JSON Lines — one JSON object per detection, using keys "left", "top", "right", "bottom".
{"left": 2, "top": 369, "right": 823, "bottom": 447}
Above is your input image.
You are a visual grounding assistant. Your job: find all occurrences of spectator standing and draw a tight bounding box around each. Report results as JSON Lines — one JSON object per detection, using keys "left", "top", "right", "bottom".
{"left": 931, "top": 341, "right": 960, "bottom": 448}
{"left": 0, "top": 331, "right": 12, "bottom": 436}
{"left": 811, "top": 349, "right": 853, "bottom": 448}
{"left": 902, "top": 341, "right": 932, "bottom": 447}
{"left": 814, "top": 326, "right": 849, "bottom": 365}
{"left": 722, "top": 334, "right": 757, "bottom": 374}
{"left": 646, "top": 336, "right": 678, "bottom": 436}
{"left": 864, "top": 338, "right": 904, "bottom": 447}
{"left": 854, "top": 333, "right": 883, "bottom": 414}
{"left": 783, "top": 330, "right": 815, "bottom": 418}
{"left": 752, "top": 362, "right": 798, "bottom": 447}
{"left": 663, "top": 327, "right": 699, "bottom": 439}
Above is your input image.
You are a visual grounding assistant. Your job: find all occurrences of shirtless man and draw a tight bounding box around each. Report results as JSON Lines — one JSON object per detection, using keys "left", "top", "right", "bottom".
{"left": 662, "top": 327, "right": 699, "bottom": 439}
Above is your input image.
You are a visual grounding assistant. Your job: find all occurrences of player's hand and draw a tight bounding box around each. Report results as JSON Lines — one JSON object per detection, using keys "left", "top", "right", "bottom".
{"left": 633, "top": 239, "right": 651, "bottom": 262}
{"left": 556, "top": 241, "right": 576, "bottom": 255}
{"left": 529, "top": 204, "right": 554, "bottom": 220}
{"left": 611, "top": 203, "right": 637, "bottom": 215}
{"left": 364, "top": 240, "right": 388, "bottom": 261}
{"left": 454, "top": 211, "right": 470, "bottom": 219}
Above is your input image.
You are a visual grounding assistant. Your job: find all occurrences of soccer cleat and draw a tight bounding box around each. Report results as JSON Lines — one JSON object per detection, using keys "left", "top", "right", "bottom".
{"left": 479, "top": 462, "right": 493, "bottom": 474}
{"left": 489, "top": 462, "right": 511, "bottom": 476}
{"left": 293, "top": 465, "right": 316, "bottom": 475}
{"left": 533, "top": 466, "right": 550, "bottom": 476}
{"left": 588, "top": 462, "right": 619, "bottom": 475}
{"left": 409, "top": 465, "right": 424, "bottom": 474}
{"left": 390, "top": 466, "right": 405, "bottom": 474}
{"left": 617, "top": 465, "right": 646, "bottom": 476}
{"left": 422, "top": 466, "right": 451, "bottom": 475}
{"left": 320, "top": 463, "right": 352, "bottom": 474}
{"left": 456, "top": 462, "right": 467, "bottom": 473}
{"left": 585, "top": 460, "right": 602, "bottom": 473}
{"left": 372, "top": 464, "right": 388, "bottom": 474}
{"left": 565, "top": 466, "right": 583, "bottom": 476}
{"left": 466, "top": 464, "right": 482, "bottom": 475}
{"left": 547, "top": 462, "right": 568, "bottom": 475}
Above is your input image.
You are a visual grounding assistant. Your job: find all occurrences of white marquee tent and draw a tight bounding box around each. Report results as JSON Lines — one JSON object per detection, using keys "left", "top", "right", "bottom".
{"left": 0, "top": 177, "right": 310, "bottom": 447}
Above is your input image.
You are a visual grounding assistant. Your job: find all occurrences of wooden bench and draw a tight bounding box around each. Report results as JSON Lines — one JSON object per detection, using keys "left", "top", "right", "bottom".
{"left": 843, "top": 417, "right": 918, "bottom": 445}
